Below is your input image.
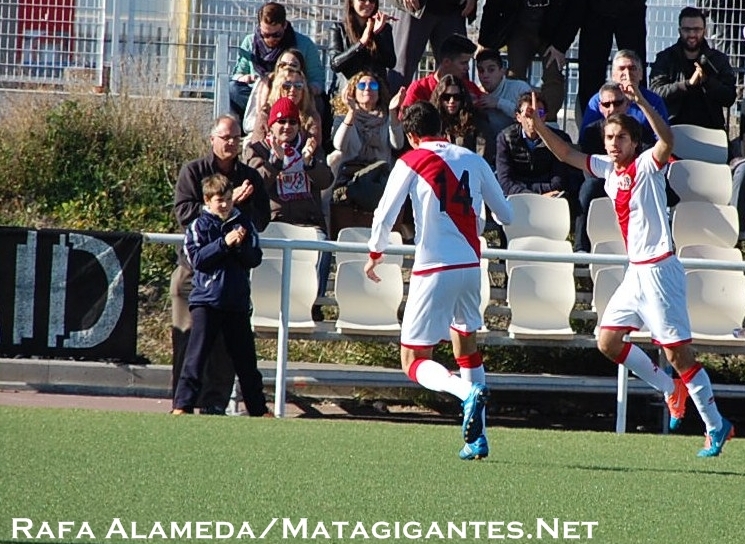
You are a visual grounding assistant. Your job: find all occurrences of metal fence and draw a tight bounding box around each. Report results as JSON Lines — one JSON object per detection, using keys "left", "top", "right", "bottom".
{"left": 0, "top": 1, "right": 743, "bottom": 111}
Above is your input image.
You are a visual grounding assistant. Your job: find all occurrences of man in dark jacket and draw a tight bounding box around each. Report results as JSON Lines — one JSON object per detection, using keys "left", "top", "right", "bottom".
{"left": 478, "top": 0, "right": 582, "bottom": 122}
{"left": 649, "top": 6, "right": 736, "bottom": 132}
{"left": 171, "top": 114, "right": 270, "bottom": 415}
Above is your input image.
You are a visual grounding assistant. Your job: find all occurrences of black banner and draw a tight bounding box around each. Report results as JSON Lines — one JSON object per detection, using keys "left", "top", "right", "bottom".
{"left": 0, "top": 227, "right": 142, "bottom": 361}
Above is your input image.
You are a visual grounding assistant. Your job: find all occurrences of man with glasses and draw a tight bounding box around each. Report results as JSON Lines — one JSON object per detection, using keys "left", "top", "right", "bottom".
{"left": 580, "top": 50, "right": 669, "bottom": 142}
{"left": 229, "top": 2, "right": 325, "bottom": 121}
{"left": 649, "top": 6, "right": 736, "bottom": 132}
{"left": 171, "top": 114, "right": 270, "bottom": 416}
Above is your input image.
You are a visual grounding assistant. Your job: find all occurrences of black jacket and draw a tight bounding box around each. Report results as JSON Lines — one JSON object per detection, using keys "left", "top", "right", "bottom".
{"left": 328, "top": 22, "right": 396, "bottom": 81}
{"left": 478, "top": 0, "right": 582, "bottom": 52}
{"left": 649, "top": 38, "right": 736, "bottom": 130}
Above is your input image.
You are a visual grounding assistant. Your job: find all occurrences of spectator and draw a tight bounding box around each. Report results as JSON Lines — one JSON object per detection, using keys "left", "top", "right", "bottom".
{"left": 474, "top": 48, "right": 532, "bottom": 139}
{"left": 327, "top": 71, "right": 405, "bottom": 237}
{"left": 229, "top": 2, "right": 325, "bottom": 121}
{"left": 496, "top": 92, "right": 581, "bottom": 198}
{"left": 478, "top": 0, "right": 582, "bottom": 122}
{"left": 575, "top": 82, "right": 657, "bottom": 252}
{"left": 250, "top": 67, "right": 322, "bottom": 147}
{"left": 649, "top": 6, "right": 736, "bottom": 132}
{"left": 388, "top": 0, "right": 476, "bottom": 90}
{"left": 431, "top": 73, "right": 496, "bottom": 166}
{"left": 172, "top": 174, "right": 269, "bottom": 417}
{"left": 574, "top": 0, "right": 648, "bottom": 117}
{"left": 400, "top": 34, "right": 483, "bottom": 110}
{"left": 580, "top": 50, "right": 669, "bottom": 140}
{"left": 328, "top": 0, "right": 397, "bottom": 92}
{"left": 242, "top": 48, "right": 307, "bottom": 137}
{"left": 172, "top": 114, "right": 270, "bottom": 415}
{"left": 244, "top": 98, "right": 333, "bottom": 321}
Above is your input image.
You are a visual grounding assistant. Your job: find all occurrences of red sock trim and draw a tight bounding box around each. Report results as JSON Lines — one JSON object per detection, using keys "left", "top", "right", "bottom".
{"left": 456, "top": 352, "right": 482, "bottom": 369}
{"left": 407, "top": 358, "right": 427, "bottom": 383}
{"left": 614, "top": 342, "right": 632, "bottom": 365}
{"left": 679, "top": 363, "right": 703, "bottom": 384}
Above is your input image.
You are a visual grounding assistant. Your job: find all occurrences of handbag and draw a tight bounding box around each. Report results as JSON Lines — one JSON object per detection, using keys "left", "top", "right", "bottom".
{"left": 333, "top": 160, "right": 389, "bottom": 212}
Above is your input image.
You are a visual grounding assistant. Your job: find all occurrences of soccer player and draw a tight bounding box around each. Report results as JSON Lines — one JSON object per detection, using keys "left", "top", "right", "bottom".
{"left": 364, "top": 101, "right": 513, "bottom": 460}
{"left": 526, "top": 87, "right": 734, "bottom": 457}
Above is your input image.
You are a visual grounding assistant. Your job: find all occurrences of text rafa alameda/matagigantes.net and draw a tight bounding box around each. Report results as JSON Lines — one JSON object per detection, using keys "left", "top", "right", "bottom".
{"left": 11, "top": 517, "right": 599, "bottom": 540}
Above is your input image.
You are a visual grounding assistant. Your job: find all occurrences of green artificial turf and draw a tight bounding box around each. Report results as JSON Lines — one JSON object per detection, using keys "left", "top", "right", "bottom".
{"left": 1, "top": 406, "right": 743, "bottom": 543}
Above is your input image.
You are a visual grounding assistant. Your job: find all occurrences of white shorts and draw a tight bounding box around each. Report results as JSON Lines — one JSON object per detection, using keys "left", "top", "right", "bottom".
{"left": 600, "top": 255, "right": 691, "bottom": 346}
{"left": 401, "top": 266, "right": 482, "bottom": 348}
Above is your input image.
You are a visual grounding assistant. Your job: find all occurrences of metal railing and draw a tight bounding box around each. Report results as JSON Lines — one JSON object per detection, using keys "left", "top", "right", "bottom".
{"left": 143, "top": 232, "right": 745, "bottom": 431}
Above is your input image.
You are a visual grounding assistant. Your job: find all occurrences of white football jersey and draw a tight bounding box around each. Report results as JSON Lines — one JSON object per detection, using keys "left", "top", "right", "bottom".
{"left": 588, "top": 149, "right": 673, "bottom": 264}
{"left": 369, "top": 139, "right": 513, "bottom": 274}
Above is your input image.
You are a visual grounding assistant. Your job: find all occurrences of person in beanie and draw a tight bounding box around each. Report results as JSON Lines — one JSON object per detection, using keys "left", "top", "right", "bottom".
{"left": 244, "top": 97, "right": 334, "bottom": 320}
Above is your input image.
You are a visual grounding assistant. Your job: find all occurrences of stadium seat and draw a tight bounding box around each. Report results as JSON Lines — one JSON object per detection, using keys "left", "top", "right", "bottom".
{"left": 591, "top": 266, "right": 625, "bottom": 336}
{"left": 589, "top": 239, "right": 627, "bottom": 284}
{"left": 670, "top": 124, "right": 729, "bottom": 163}
{"left": 251, "top": 258, "right": 318, "bottom": 332}
{"left": 507, "top": 264, "right": 576, "bottom": 340}
{"left": 686, "top": 269, "right": 745, "bottom": 346}
{"left": 336, "top": 227, "right": 403, "bottom": 266}
{"left": 587, "top": 197, "right": 624, "bottom": 248}
{"left": 667, "top": 160, "right": 732, "bottom": 205}
{"left": 671, "top": 202, "right": 739, "bottom": 248}
{"left": 505, "top": 236, "right": 573, "bottom": 277}
{"left": 677, "top": 244, "right": 743, "bottom": 267}
{"left": 260, "top": 222, "right": 320, "bottom": 262}
{"left": 502, "top": 193, "right": 571, "bottom": 242}
{"left": 334, "top": 261, "right": 403, "bottom": 335}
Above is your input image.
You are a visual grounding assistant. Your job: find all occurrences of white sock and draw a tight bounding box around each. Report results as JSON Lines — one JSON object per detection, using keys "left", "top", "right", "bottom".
{"left": 410, "top": 359, "right": 471, "bottom": 401}
{"left": 685, "top": 367, "right": 723, "bottom": 433}
{"left": 459, "top": 363, "right": 487, "bottom": 436}
{"left": 621, "top": 344, "right": 675, "bottom": 395}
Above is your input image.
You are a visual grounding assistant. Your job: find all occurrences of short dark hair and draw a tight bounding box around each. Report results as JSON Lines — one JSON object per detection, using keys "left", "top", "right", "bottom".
{"left": 402, "top": 101, "right": 442, "bottom": 138}
{"left": 603, "top": 113, "right": 642, "bottom": 146}
{"left": 679, "top": 6, "right": 706, "bottom": 26}
{"left": 438, "top": 34, "right": 476, "bottom": 61}
{"left": 202, "top": 173, "right": 232, "bottom": 199}
{"left": 259, "top": 2, "right": 287, "bottom": 25}
{"left": 515, "top": 90, "right": 543, "bottom": 113}
{"left": 475, "top": 48, "right": 504, "bottom": 68}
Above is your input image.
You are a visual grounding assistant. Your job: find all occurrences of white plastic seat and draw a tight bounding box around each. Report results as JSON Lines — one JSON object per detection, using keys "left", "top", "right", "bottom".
{"left": 592, "top": 266, "right": 625, "bottom": 336}
{"left": 667, "top": 160, "right": 732, "bottom": 205}
{"left": 251, "top": 258, "right": 318, "bottom": 332}
{"left": 678, "top": 244, "right": 743, "bottom": 268}
{"left": 479, "top": 236, "right": 491, "bottom": 330}
{"left": 260, "top": 222, "right": 320, "bottom": 262}
{"left": 686, "top": 269, "right": 745, "bottom": 346}
{"left": 334, "top": 261, "right": 403, "bottom": 335}
{"left": 670, "top": 124, "right": 728, "bottom": 163}
{"left": 502, "top": 193, "right": 570, "bottom": 242}
{"left": 505, "top": 236, "right": 573, "bottom": 277}
{"left": 589, "top": 239, "right": 627, "bottom": 284}
{"left": 507, "top": 264, "right": 576, "bottom": 340}
{"left": 671, "top": 202, "right": 739, "bottom": 248}
{"left": 587, "top": 197, "right": 624, "bottom": 247}
{"left": 336, "top": 227, "right": 403, "bottom": 266}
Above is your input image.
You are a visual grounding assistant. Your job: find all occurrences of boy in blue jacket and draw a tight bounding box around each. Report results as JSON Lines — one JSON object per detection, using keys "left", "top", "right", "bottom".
{"left": 173, "top": 174, "right": 270, "bottom": 416}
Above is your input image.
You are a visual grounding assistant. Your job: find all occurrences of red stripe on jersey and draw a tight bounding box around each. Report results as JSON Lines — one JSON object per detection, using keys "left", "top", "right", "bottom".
{"left": 412, "top": 262, "right": 480, "bottom": 275}
{"left": 401, "top": 147, "right": 480, "bottom": 259}
{"left": 613, "top": 159, "right": 638, "bottom": 247}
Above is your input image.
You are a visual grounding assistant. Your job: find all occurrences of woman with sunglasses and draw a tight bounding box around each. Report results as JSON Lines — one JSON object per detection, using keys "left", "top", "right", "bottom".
{"left": 326, "top": 71, "right": 405, "bottom": 237}
{"left": 431, "top": 74, "right": 496, "bottom": 167}
{"left": 250, "top": 67, "right": 322, "bottom": 155}
{"left": 243, "top": 48, "right": 307, "bottom": 137}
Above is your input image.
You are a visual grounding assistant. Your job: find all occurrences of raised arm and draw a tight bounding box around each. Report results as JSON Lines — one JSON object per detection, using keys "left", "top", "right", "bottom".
{"left": 528, "top": 92, "right": 589, "bottom": 174}
{"left": 622, "top": 83, "right": 674, "bottom": 165}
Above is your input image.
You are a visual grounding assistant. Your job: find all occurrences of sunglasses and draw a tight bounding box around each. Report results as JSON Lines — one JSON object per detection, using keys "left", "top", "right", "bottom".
{"left": 275, "top": 118, "right": 299, "bottom": 126}
{"left": 282, "top": 81, "right": 305, "bottom": 90}
{"left": 600, "top": 99, "right": 625, "bottom": 108}
{"left": 441, "top": 93, "right": 462, "bottom": 102}
{"left": 356, "top": 81, "right": 380, "bottom": 91}
{"left": 261, "top": 30, "right": 284, "bottom": 39}
{"left": 215, "top": 134, "right": 241, "bottom": 143}
{"left": 278, "top": 60, "right": 300, "bottom": 69}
